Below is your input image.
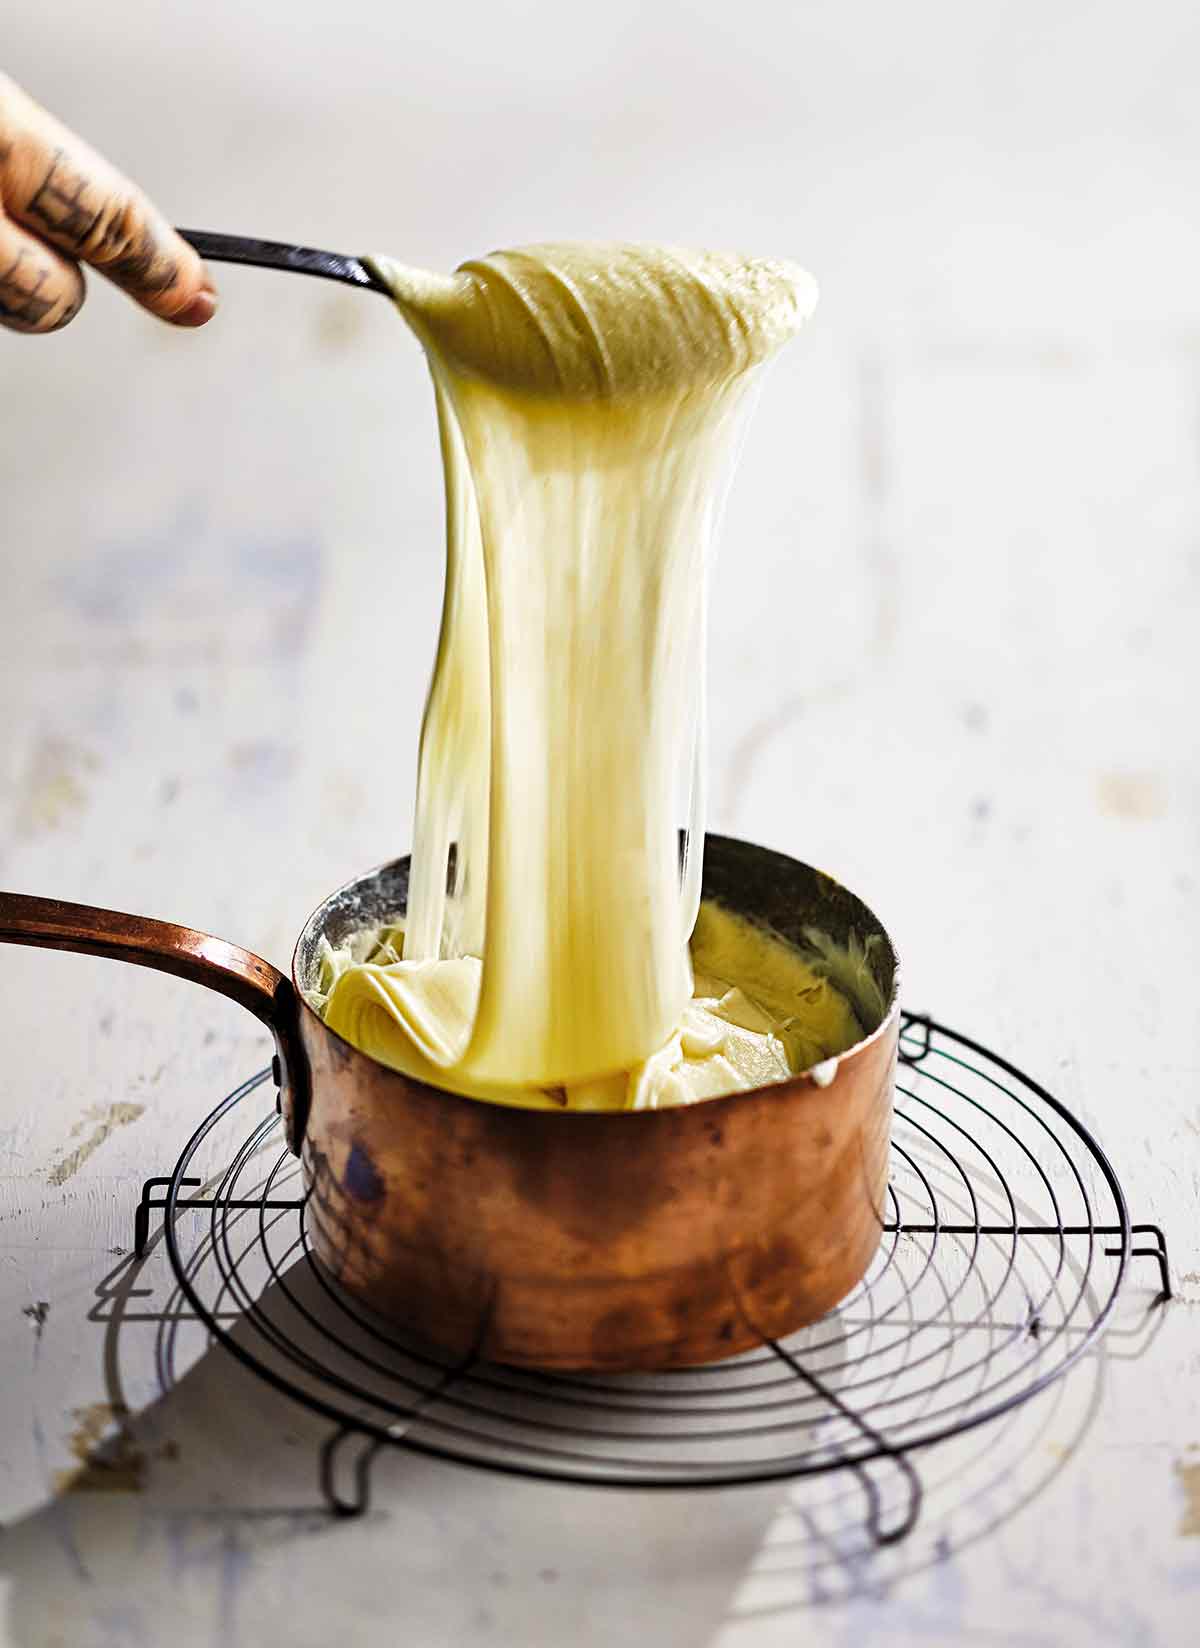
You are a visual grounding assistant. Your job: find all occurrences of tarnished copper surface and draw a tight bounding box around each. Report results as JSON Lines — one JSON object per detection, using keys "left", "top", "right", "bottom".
{"left": 0, "top": 833, "right": 899, "bottom": 1372}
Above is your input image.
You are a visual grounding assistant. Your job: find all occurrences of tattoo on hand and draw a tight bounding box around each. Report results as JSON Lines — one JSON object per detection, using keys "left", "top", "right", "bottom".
{"left": 0, "top": 246, "right": 57, "bottom": 329}
{"left": 26, "top": 150, "right": 103, "bottom": 244}
{"left": 26, "top": 149, "right": 178, "bottom": 293}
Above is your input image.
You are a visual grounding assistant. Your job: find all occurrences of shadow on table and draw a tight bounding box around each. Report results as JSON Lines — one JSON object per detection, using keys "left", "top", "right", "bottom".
{"left": 720, "top": 1228, "right": 1169, "bottom": 1621}
{"left": 0, "top": 1235, "right": 812, "bottom": 1648}
{"left": 0, "top": 1195, "right": 1167, "bottom": 1648}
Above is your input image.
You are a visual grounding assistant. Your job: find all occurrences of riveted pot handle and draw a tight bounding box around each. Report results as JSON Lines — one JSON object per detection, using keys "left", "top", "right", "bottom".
{"left": 0, "top": 891, "right": 310, "bottom": 1154}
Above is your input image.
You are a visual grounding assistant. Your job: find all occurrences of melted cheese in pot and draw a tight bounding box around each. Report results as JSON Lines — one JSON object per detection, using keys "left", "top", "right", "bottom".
{"left": 314, "top": 901, "right": 863, "bottom": 1111}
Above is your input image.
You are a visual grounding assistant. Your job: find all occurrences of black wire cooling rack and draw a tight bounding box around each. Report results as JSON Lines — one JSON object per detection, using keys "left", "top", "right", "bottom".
{"left": 132, "top": 1013, "right": 1171, "bottom": 1541}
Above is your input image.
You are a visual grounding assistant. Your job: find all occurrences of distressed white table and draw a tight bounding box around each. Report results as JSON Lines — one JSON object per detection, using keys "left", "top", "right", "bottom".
{"left": 1, "top": 4, "right": 1197, "bottom": 1643}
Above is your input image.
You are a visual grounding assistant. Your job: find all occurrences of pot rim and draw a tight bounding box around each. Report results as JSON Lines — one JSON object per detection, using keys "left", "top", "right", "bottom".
{"left": 290, "top": 832, "right": 902, "bottom": 1121}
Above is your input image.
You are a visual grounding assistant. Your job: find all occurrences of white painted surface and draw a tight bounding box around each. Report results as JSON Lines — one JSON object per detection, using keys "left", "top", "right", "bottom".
{"left": 1, "top": 3, "right": 1197, "bottom": 1642}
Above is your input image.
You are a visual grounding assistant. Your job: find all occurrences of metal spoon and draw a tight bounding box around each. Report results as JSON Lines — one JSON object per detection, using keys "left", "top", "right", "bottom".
{"left": 178, "top": 229, "right": 392, "bottom": 295}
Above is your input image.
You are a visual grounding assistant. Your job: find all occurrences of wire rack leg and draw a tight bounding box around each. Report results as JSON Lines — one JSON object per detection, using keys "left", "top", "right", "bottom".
{"left": 135, "top": 1177, "right": 202, "bottom": 1257}
{"left": 134, "top": 1175, "right": 305, "bottom": 1259}
{"left": 1105, "top": 1224, "right": 1174, "bottom": 1305}
{"left": 320, "top": 1425, "right": 383, "bottom": 1518}
{"left": 769, "top": 1340, "right": 922, "bottom": 1546}
{"left": 849, "top": 1457, "right": 922, "bottom": 1547}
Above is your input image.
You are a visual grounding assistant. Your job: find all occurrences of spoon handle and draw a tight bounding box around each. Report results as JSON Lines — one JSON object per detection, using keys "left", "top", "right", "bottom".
{"left": 177, "top": 229, "right": 391, "bottom": 294}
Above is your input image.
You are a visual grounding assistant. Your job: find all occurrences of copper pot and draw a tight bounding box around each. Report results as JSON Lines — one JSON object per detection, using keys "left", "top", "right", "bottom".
{"left": 0, "top": 834, "right": 898, "bottom": 1370}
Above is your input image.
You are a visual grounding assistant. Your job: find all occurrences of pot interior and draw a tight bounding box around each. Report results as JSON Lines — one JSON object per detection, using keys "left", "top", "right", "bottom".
{"left": 295, "top": 834, "right": 898, "bottom": 1045}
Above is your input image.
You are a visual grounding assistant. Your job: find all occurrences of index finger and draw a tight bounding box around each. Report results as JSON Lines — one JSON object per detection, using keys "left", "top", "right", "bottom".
{"left": 0, "top": 75, "right": 216, "bottom": 326}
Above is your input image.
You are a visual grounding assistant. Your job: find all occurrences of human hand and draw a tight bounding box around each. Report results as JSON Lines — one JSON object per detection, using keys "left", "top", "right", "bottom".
{"left": 0, "top": 73, "right": 216, "bottom": 335}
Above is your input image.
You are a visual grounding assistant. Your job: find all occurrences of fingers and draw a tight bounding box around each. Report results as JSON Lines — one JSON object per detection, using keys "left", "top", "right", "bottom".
{"left": 0, "top": 74, "right": 216, "bottom": 327}
{"left": 0, "top": 209, "right": 84, "bottom": 334}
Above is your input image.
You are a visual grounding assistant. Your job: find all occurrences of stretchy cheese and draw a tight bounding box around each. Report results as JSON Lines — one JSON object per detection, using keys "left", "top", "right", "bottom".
{"left": 320, "top": 244, "right": 848, "bottom": 1106}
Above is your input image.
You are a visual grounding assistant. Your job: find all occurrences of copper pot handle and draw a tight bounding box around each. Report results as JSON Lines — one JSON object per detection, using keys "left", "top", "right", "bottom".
{"left": 0, "top": 891, "right": 310, "bottom": 1154}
